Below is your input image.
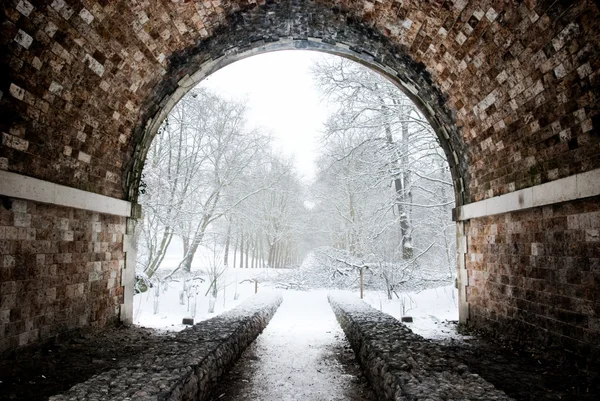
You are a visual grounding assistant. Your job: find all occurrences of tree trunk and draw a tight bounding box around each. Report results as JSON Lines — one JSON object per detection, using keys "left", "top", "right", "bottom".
{"left": 360, "top": 266, "right": 364, "bottom": 299}
{"left": 212, "top": 277, "right": 218, "bottom": 298}
{"left": 282, "top": 243, "right": 289, "bottom": 268}
{"left": 385, "top": 110, "right": 412, "bottom": 260}
{"left": 259, "top": 235, "right": 264, "bottom": 268}
{"left": 400, "top": 119, "right": 413, "bottom": 259}
{"left": 181, "top": 238, "right": 200, "bottom": 273}
{"left": 383, "top": 271, "right": 393, "bottom": 300}
{"left": 251, "top": 236, "right": 256, "bottom": 269}
{"left": 239, "top": 232, "right": 244, "bottom": 268}
{"left": 276, "top": 243, "right": 283, "bottom": 269}
{"left": 233, "top": 233, "right": 238, "bottom": 269}
{"left": 245, "top": 238, "right": 249, "bottom": 268}
{"left": 273, "top": 242, "right": 280, "bottom": 268}
{"left": 268, "top": 240, "right": 274, "bottom": 267}
{"left": 348, "top": 194, "right": 357, "bottom": 256}
{"left": 182, "top": 236, "right": 189, "bottom": 259}
{"left": 223, "top": 221, "right": 231, "bottom": 266}
{"left": 145, "top": 228, "right": 173, "bottom": 278}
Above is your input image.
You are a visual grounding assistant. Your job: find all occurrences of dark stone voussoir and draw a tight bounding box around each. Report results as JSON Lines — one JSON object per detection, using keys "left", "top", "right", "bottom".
{"left": 48, "top": 293, "right": 283, "bottom": 401}
{"left": 328, "top": 293, "right": 513, "bottom": 401}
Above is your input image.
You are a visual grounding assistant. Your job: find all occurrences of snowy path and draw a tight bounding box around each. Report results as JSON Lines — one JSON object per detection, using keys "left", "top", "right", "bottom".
{"left": 210, "top": 290, "right": 376, "bottom": 401}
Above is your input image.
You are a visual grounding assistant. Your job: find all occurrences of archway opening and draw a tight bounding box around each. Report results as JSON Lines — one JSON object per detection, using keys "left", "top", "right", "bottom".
{"left": 1, "top": 1, "right": 599, "bottom": 397}
{"left": 132, "top": 50, "right": 458, "bottom": 339}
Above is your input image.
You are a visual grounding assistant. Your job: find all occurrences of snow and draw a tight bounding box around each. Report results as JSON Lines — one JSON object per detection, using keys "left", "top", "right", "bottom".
{"left": 136, "top": 239, "right": 462, "bottom": 341}
{"left": 136, "top": 273, "right": 461, "bottom": 343}
{"left": 362, "top": 285, "right": 463, "bottom": 340}
{"left": 134, "top": 237, "right": 296, "bottom": 331}
{"left": 218, "top": 290, "right": 368, "bottom": 400}
{"left": 133, "top": 267, "right": 284, "bottom": 331}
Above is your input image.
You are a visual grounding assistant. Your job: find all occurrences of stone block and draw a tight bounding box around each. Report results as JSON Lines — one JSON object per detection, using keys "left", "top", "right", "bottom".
{"left": 465, "top": 196, "right": 600, "bottom": 362}
{"left": 48, "top": 293, "right": 282, "bottom": 401}
{"left": 329, "top": 294, "right": 511, "bottom": 400}
{"left": 0, "top": 199, "right": 127, "bottom": 354}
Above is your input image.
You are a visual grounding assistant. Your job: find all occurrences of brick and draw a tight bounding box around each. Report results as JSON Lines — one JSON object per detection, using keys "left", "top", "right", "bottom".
{"left": 13, "top": 213, "right": 31, "bottom": 228}
{"left": 16, "top": 0, "right": 34, "bottom": 17}
{"left": 79, "top": 8, "right": 94, "bottom": 24}
{"left": 466, "top": 196, "right": 600, "bottom": 360}
{"left": 14, "top": 29, "right": 33, "bottom": 49}
{"left": 0, "top": 200, "right": 125, "bottom": 353}
{"left": 77, "top": 152, "right": 91, "bottom": 164}
{"left": 0, "top": 0, "right": 597, "bottom": 361}
{"left": 2, "top": 133, "right": 28, "bottom": 151}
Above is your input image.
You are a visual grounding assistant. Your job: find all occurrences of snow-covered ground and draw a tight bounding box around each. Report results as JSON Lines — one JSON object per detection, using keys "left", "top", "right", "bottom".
{"left": 134, "top": 237, "right": 295, "bottom": 330}
{"left": 135, "top": 241, "right": 461, "bottom": 340}
{"left": 135, "top": 273, "right": 460, "bottom": 341}
{"left": 133, "top": 267, "right": 287, "bottom": 331}
{"left": 213, "top": 290, "right": 374, "bottom": 401}
{"left": 362, "top": 285, "right": 461, "bottom": 340}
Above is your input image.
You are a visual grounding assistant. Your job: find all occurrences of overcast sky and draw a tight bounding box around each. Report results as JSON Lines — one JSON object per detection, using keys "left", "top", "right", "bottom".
{"left": 199, "top": 50, "right": 332, "bottom": 183}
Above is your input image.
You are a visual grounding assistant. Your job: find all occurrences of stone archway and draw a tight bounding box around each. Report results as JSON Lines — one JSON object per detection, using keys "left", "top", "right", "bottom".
{"left": 124, "top": 1, "right": 469, "bottom": 208}
{"left": 0, "top": 0, "right": 599, "bottom": 360}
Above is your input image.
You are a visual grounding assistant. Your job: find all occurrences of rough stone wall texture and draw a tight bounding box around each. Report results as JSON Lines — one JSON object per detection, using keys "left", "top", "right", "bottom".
{"left": 465, "top": 195, "right": 600, "bottom": 359}
{"left": 328, "top": 293, "right": 512, "bottom": 400}
{"left": 0, "top": 197, "right": 125, "bottom": 353}
{"left": 48, "top": 293, "right": 283, "bottom": 401}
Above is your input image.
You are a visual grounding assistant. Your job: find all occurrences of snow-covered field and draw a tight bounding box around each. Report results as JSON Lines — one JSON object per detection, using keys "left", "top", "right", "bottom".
{"left": 135, "top": 282, "right": 459, "bottom": 338}
{"left": 135, "top": 241, "right": 460, "bottom": 339}
{"left": 362, "top": 285, "right": 460, "bottom": 340}
{"left": 133, "top": 267, "right": 287, "bottom": 331}
{"left": 134, "top": 238, "right": 292, "bottom": 330}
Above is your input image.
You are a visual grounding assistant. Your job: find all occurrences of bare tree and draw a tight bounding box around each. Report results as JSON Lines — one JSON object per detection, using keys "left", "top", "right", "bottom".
{"left": 138, "top": 88, "right": 272, "bottom": 277}
{"left": 309, "top": 56, "right": 455, "bottom": 297}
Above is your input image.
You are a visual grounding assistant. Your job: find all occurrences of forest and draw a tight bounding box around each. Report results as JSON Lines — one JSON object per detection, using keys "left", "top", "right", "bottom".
{"left": 135, "top": 56, "right": 456, "bottom": 311}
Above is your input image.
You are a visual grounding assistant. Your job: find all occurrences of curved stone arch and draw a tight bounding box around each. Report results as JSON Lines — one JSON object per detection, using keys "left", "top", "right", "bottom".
{"left": 1, "top": 0, "right": 600, "bottom": 359}
{"left": 125, "top": 1, "right": 469, "bottom": 206}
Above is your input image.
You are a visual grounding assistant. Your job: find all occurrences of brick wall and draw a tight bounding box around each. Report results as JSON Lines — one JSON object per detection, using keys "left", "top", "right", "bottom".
{"left": 0, "top": 197, "right": 125, "bottom": 353}
{"left": 1, "top": 1, "right": 598, "bottom": 204}
{"left": 465, "top": 195, "right": 600, "bottom": 357}
{"left": 0, "top": 0, "right": 599, "bottom": 356}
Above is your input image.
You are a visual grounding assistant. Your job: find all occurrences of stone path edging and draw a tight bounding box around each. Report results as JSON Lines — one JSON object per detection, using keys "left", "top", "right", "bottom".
{"left": 328, "top": 293, "right": 513, "bottom": 401}
{"left": 49, "top": 293, "right": 283, "bottom": 401}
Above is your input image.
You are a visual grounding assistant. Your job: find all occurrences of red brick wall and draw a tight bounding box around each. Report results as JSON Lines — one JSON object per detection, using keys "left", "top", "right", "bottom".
{"left": 0, "top": 197, "right": 125, "bottom": 352}
{"left": 1, "top": 1, "right": 599, "bottom": 203}
{"left": 465, "top": 196, "right": 600, "bottom": 356}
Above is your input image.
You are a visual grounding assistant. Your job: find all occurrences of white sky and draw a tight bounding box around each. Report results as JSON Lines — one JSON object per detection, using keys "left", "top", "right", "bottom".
{"left": 199, "top": 50, "right": 332, "bottom": 183}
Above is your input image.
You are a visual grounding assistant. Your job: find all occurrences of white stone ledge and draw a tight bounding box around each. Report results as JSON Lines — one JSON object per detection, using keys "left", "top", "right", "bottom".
{"left": 0, "top": 170, "right": 131, "bottom": 217}
{"left": 455, "top": 168, "right": 600, "bottom": 221}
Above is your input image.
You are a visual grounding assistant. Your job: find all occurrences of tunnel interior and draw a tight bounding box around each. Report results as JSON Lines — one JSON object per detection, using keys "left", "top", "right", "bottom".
{"left": 0, "top": 0, "right": 599, "bottom": 363}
